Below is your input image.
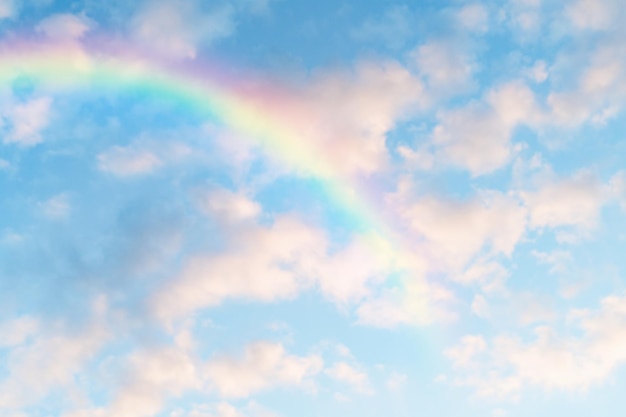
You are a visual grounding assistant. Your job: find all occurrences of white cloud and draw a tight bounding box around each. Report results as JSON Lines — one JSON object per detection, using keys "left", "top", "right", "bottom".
{"left": 433, "top": 81, "right": 540, "bottom": 175}
{"left": 325, "top": 362, "right": 372, "bottom": 394}
{"left": 521, "top": 171, "right": 608, "bottom": 229}
{"left": 413, "top": 40, "right": 475, "bottom": 94}
{"left": 97, "top": 144, "right": 162, "bottom": 176}
{"left": 445, "top": 292, "right": 626, "bottom": 398}
{"left": 205, "top": 342, "right": 323, "bottom": 398}
{"left": 151, "top": 209, "right": 401, "bottom": 323}
{"left": 107, "top": 347, "right": 201, "bottom": 417}
{"left": 151, "top": 216, "right": 325, "bottom": 321}
{"left": 532, "top": 250, "right": 572, "bottom": 274}
{"left": 131, "top": 0, "right": 235, "bottom": 59}
{"left": 566, "top": 0, "right": 616, "bottom": 30}
{"left": 399, "top": 191, "right": 526, "bottom": 270}
{"left": 39, "top": 193, "right": 71, "bottom": 219}
{"left": 36, "top": 13, "right": 92, "bottom": 40}
{"left": 3, "top": 97, "right": 52, "bottom": 146}
{"left": 0, "top": 322, "right": 108, "bottom": 409}
{"left": 0, "top": 316, "right": 39, "bottom": 348}
{"left": 386, "top": 372, "right": 408, "bottom": 391}
{"left": 350, "top": 5, "right": 413, "bottom": 49}
{"left": 0, "top": 0, "right": 16, "bottom": 19}
{"left": 196, "top": 187, "right": 261, "bottom": 223}
{"left": 455, "top": 3, "right": 489, "bottom": 33}
{"left": 471, "top": 294, "right": 490, "bottom": 319}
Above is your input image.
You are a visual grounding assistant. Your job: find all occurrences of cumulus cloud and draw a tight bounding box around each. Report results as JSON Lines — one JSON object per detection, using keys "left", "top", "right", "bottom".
{"left": 2, "top": 97, "right": 53, "bottom": 146}
{"left": 205, "top": 342, "right": 323, "bottom": 398}
{"left": 350, "top": 5, "right": 414, "bottom": 49}
{"left": 131, "top": 0, "right": 235, "bottom": 59}
{"left": 236, "top": 60, "right": 423, "bottom": 178}
{"left": 455, "top": 3, "right": 489, "bottom": 33}
{"left": 0, "top": 316, "right": 39, "bottom": 348}
{"left": 413, "top": 39, "right": 475, "bottom": 94}
{"left": 445, "top": 292, "right": 626, "bottom": 399}
{"left": 566, "top": 0, "right": 617, "bottom": 30}
{"left": 36, "top": 13, "right": 93, "bottom": 40}
{"left": 0, "top": 321, "right": 108, "bottom": 409}
{"left": 39, "top": 193, "right": 71, "bottom": 219}
{"left": 0, "top": 0, "right": 16, "bottom": 20}
{"left": 97, "top": 144, "right": 162, "bottom": 176}
{"left": 399, "top": 190, "right": 526, "bottom": 270}
{"left": 325, "top": 361, "right": 372, "bottom": 394}
{"left": 432, "top": 81, "right": 540, "bottom": 175}
{"left": 521, "top": 170, "right": 610, "bottom": 230}
{"left": 151, "top": 212, "right": 401, "bottom": 323}
{"left": 106, "top": 347, "right": 201, "bottom": 417}
{"left": 196, "top": 187, "right": 261, "bottom": 224}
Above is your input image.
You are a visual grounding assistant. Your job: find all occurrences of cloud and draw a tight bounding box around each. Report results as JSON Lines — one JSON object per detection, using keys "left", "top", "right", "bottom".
{"left": 0, "top": 316, "right": 39, "bottom": 348}
{"left": 432, "top": 81, "right": 540, "bottom": 175}
{"left": 412, "top": 40, "right": 475, "bottom": 94}
{"left": 325, "top": 362, "right": 372, "bottom": 394}
{"left": 398, "top": 190, "right": 526, "bottom": 270}
{"left": 97, "top": 144, "right": 162, "bottom": 176}
{"left": 350, "top": 5, "right": 414, "bottom": 49}
{"left": 151, "top": 203, "right": 401, "bottom": 323}
{"left": 445, "top": 292, "right": 626, "bottom": 399}
{"left": 131, "top": 0, "right": 235, "bottom": 59}
{"left": 205, "top": 342, "right": 323, "bottom": 398}
{"left": 39, "top": 193, "right": 71, "bottom": 219}
{"left": 566, "top": 0, "right": 617, "bottom": 30}
{"left": 2, "top": 97, "right": 53, "bottom": 146}
{"left": 521, "top": 170, "right": 609, "bottom": 229}
{"left": 106, "top": 347, "right": 201, "bottom": 417}
{"left": 237, "top": 60, "right": 423, "bottom": 177}
{"left": 196, "top": 187, "right": 261, "bottom": 224}
{"left": 36, "top": 13, "right": 93, "bottom": 40}
{"left": 0, "top": 320, "right": 108, "bottom": 409}
{"left": 386, "top": 372, "right": 408, "bottom": 391}
{"left": 150, "top": 215, "right": 326, "bottom": 321}
{"left": 455, "top": 3, "right": 489, "bottom": 33}
{"left": 0, "top": 0, "right": 16, "bottom": 19}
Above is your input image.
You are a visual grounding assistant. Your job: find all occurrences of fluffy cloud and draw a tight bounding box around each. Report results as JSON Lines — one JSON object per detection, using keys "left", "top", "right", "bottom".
{"left": 445, "top": 292, "right": 626, "bottom": 399}
{"left": 205, "top": 342, "right": 323, "bottom": 398}
{"left": 350, "top": 5, "right": 414, "bottom": 49}
{"left": 455, "top": 3, "right": 489, "bottom": 33}
{"left": 0, "top": 316, "right": 39, "bottom": 348}
{"left": 0, "top": 0, "right": 16, "bottom": 20}
{"left": 566, "top": 0, "right": 618, "bottom": 30}
{"left": 106, "top": 347, "right": 201, "bottom": 417}
{"left": 151, "top": 195, "right": 400, "bottom": 322}
{"left": 412, "top": 40, "right": 475, "bottom": 94}
{"left": 325, "top": 361, "right": 372, "bottom": 394}
{"left": 98, "top": 144, "right": 162, "bottom": 176}
{"left": 432, "top": 81, "right": 540, "bottom": 175}
{"left": 0, "top": 321, "right": 108, "bottom": 409}
{"left": 196, "top": 187, "right": 261, "bottom": 224}
{"left": 36, "top": 13, "right": 93, "bottom": 40}
{"left": 39, "top": 193, "right": 71, "bottom": 219}
{"left": 131, "top": 0, "right": 235, "bottom": 59}
{"left": 521, "top": 171, "right": 610, "bottom": 229}
{"left": 399, "top": 190, "right": 526, "bottom": 270}
{"left": 2, "top": 97, "right": 53, "bottom": 146}
{"left": 234, "top": 60, "right": 423, "bottom": 178}
{"left": 151, "top": 216, "right": 326, "bottom": 321}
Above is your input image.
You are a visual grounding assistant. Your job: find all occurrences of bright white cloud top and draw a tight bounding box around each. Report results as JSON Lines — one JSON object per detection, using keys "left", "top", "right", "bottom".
{"left": 1, "top": 1, "right": 626, "bottom": 416}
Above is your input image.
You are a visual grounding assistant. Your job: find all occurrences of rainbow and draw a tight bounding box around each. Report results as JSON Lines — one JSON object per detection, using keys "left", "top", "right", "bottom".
{"left": 1, "top": 39, "right": 402, "bottom": 233}
{"left": 0, "top": 39, "right": 428, "bottom": 278}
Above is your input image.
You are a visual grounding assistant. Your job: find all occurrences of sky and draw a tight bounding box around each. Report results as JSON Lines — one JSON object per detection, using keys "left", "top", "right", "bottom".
{"left": 1, "top": 0, "right": 626, "bottom": 416}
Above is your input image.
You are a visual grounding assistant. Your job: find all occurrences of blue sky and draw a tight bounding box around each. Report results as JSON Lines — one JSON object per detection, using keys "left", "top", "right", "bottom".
{"left": 2, "top": 0, "right": 626, "bottom": 416}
